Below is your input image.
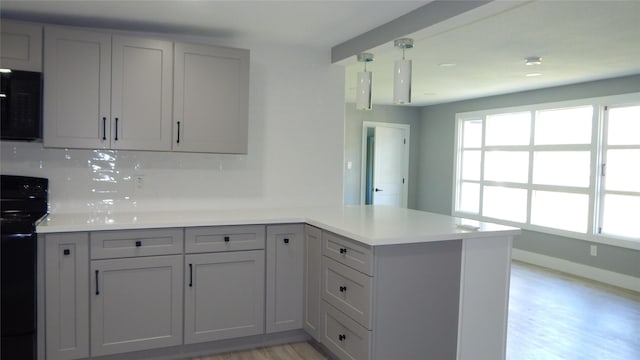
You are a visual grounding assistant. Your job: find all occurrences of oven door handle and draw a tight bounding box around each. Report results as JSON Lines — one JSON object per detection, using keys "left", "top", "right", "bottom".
{"left": 1, "top": 233, "right": 35, "bottom": 240}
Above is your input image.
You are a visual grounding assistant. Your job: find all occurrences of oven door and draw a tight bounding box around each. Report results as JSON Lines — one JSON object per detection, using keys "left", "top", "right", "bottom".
{"left": 1, "top": 232, "right": 37, "bottom": 359}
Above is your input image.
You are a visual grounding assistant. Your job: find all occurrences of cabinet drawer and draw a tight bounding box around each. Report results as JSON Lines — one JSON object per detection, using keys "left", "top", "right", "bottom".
{"left": 91, "top": 229, "right": 183, "bottom": 259}
{"left": 185, "top": 225, "right": 265, "bottom": 253}
{"left": 322, "top": 301, "right": 371, "bottom": 360}
{"left": 322, "top": 231, "right": 373, "bottom": 275}
{"left": 322, "top": 257, "right": 372, "bottom": 329}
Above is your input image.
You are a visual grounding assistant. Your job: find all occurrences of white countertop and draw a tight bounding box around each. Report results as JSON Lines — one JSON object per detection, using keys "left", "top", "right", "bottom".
{"left": 36, "top": 206, "right": 520, "bottom": 246}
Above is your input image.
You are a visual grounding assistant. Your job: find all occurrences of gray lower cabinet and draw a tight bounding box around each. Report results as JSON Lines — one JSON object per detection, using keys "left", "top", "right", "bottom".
{"left": 303, "top": 225, "right": 322, "bottom": 340}
{"left": 44, "top": 232, "right": 90, "bottom": 360}
{"left": 90, "top": 255, "right": 184, "bottom": 356}
{"left": 266, "top": 224, "right": 304, "bottom": 333}
{"left": 184, "top": 250, "right": 265, "bottom": 343}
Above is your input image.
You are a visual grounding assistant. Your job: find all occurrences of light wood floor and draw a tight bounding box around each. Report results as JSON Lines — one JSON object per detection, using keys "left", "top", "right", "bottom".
{"left": 507, "top": 261, "right": 640, "bottom": 360}
{"left": 188, "top": 341, "right": 328, "bottom": 360}
{"left": 185, "top": 261, "right": 640, "bottom": 360}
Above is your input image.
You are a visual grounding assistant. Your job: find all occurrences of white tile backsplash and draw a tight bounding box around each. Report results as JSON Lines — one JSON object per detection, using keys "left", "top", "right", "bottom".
{"left": 0, "top": 41, "right": 346, "bottom": 214}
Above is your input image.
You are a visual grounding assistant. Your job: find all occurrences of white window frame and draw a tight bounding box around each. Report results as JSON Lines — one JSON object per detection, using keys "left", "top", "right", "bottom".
{"left": 452, "top": 93, "right": 640, "bottom": 250}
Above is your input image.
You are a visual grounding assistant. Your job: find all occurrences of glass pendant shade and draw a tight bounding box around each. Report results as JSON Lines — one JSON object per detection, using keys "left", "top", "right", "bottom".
{"left": 356, "top": 71, "right": 373, "bottom": 110}
{"left": 394, "top": 58, "right": 412, "bottom": 104}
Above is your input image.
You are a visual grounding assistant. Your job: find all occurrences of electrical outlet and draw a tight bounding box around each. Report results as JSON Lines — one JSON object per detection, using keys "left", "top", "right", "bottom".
{"left": 590, "top": 245, "right": 597, "bottom": 257}
{"left": 134, "top": 175, "right": 145, "bottom": 190}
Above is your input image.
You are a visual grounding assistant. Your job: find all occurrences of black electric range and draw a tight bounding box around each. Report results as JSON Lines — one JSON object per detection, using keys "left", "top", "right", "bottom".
{"left": 1, "top": 174, "right": 48, "bottom": 360}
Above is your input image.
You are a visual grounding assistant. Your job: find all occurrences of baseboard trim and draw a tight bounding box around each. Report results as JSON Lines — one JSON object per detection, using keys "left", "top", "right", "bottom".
{"left": 512, "top": 249, "right": 640, "bottom": 293}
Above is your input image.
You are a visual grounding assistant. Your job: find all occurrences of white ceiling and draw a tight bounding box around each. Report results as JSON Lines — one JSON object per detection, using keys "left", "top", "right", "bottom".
{"left": 2, "top": 0, "right": 639, "bottom": 107}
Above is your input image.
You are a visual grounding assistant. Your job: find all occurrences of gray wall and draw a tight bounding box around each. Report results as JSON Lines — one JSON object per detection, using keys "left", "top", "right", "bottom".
{"left": 344, "top": 103, "right": 422, "bottom": 208}
{"left": 417, "top": 74, "right": 640, "bottom": 278}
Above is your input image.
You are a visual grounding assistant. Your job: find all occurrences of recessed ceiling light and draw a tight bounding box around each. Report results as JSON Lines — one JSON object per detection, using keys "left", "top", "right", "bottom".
{"left": 524, "top": 56, "right": 542, "bottom": 66}
{"left": 438, "top": 63, "right": 456, "bottom": 67}
{"left": 525, "top": 73, "right": 542, "bottom": 77}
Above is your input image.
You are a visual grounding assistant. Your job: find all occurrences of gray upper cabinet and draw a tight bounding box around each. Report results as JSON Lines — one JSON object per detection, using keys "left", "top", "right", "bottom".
{"left": 173, "top": 42, "right": 249, "bottom": 154}
{"left": 44, "top": 232, "right": 90, "bottom": 360}
{"left": 43, "top": 26, "right": 111, "bottom": 149}
{"left": 43, "top": 26, "right": 173, "bottom": 150}
{"left": 266, "top": 224, "right": 304, "bottom": 333}
{"left": 110, "top": 35, "right": 173, "bottom": 151}
{"left": 0, "top": 20, "right": 42, "bottom": 71}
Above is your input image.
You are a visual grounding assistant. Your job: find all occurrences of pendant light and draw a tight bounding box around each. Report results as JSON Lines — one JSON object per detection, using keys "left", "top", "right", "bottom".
{"left": 393, "top": 38, "right": 414, "bottom": 105}
{"left": 356, "top": 52, "right": 374, "bottom": 110}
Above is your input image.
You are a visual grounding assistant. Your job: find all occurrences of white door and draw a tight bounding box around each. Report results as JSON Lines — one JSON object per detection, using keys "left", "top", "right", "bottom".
{"left": 361, "top": 122, "right": 409, "bottom": 207}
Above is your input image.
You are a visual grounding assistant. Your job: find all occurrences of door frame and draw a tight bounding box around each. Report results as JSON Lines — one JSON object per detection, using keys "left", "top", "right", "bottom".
{"left": 360, "top": 121, "right": 410, "bottom": 207}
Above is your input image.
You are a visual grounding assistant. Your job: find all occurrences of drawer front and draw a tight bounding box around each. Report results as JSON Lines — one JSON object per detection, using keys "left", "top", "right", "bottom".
{"left": 322, "top": 301, "right": 371, "bottom": 360}
{"left": 322, "top": 257, "right": 372, "bottom": 329}
{"left": 322, "top": 231, "right": 373, "bottom": 275}
{"left": 91, "top": 229, "right": 183, "bottom": 259}
{"left": 185, "top": 225, "right": 265, "bottom": 253}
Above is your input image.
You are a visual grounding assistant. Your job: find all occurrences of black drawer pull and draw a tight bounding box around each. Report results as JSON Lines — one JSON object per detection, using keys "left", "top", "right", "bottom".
{"left": 338, "top": 334, "right": 346, "bottom": 341}
{"left": 189, "top": 264, "right": 193, "bottom": 287}
{"left": 135, "top": 240, "right": 142, "bottom": 247}
{"left": 95, "top": 270, "right": 100, "bottom": 295}
{"left": 339, "top": 247, "right": 347, "bottom": 254}
{"left": 176, "top": 121, "right": 181, "bottom": 144}
{"left": 224, "top": 236, "right": 230, "bottom": 242}
{"left": 339, "top": 286, "right": 347, "bottom": 293}
{"left": 283, "top": 238, "right": 289, "bottom": 244}
{"left": 63, "top": 249, "right": 71, "bottom": 256}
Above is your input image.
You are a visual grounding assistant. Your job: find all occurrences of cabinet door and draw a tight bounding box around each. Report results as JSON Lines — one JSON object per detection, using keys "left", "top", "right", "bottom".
{"left": 184, "top": 250, "right": 265, "bottom": 344}
{"left": 111, "top": 35, "right": 173, "bottom": 151}
{"left": 173, "top": 42, "right": 249, "bottom": 154}
{"left": 303, "top": 225, "right": 323, "bottom": 340}
{"left": 266, "top": 224, "right": 304, "bottom": 333}
{"left": 0, "top": 20, "right": 42, "bottom": 71}
{"left": 44, "top": 233, "right": 90, "bottom": 360}
{"left": 91, "top": 255, "right": 183, "bottom": 356}
{"left": 43, "top": 26, "right": 111, "bottom": 149}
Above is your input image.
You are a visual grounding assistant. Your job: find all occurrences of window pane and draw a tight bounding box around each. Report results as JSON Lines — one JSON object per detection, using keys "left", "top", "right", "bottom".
{"left": 458, "top": 182, "right": 480, "bottom": 214}
{"left": 484, "top": 151, "right": 529, "bottom": 183}
{"left": 485, "top": 112, "right": 531, "bottom": 146}
{"left": 533, "top": 151, "right": 591, "bottom": 187}
{"left": 602, "top": 194, "right": 640, "bottom": 238}
{"left": 531, "top": 191, "right": 589, "bottom": 233}
{"left": 605, "top": 149, "right": 640, "bottom": 192}
{"left": 608, "top": 105, "right": 640, "bottom": 145}
{"left": 463, "top": 120, "right": 482, "bottom": 148}
{"left": 534, "top": 106, "right": 593, "bottom": 145}
{"left": 461, "top": 150, "right": 481, "bottom": 181}
{"left": 483, "top": 186, "right": 527, "bottom": 222}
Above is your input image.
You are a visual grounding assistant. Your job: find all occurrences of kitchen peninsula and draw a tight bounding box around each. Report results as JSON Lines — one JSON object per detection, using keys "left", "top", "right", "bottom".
{"left": 37, "top": 205, "right": 519, "bottom": 360}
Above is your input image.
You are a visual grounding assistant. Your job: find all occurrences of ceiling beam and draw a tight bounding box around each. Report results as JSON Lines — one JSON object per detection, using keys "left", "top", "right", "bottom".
{"left": 331, "top": 0, "right": 491, "bottom": 64}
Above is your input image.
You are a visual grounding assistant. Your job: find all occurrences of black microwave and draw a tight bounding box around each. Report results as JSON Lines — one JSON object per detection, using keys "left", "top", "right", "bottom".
{"left": 0, "top": 70, "right": 42, "bottom": 141}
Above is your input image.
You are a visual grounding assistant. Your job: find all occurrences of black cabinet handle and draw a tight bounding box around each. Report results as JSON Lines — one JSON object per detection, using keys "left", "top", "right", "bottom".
{"left": 114, "top": 118, "right": 119, "bottom": 141}
{"left": 339, "top": 247, "right": 347, "bottom": 254}
{"left": 102, "top": 117, "right": 107, "bottom": 140}
{"left": 339, "top": 334, "right": 346, "bottom": 341}
{"left": 224, "top": 236, "right": 230, "bottom": 242}
{"left": 374, "top": 188, "right": 383, "bottom": 192}
{"left": 339, "top": 286, "right": 347, "bottom": 293}
{"left": 135, "top": 240, "right": 142, "bottom": 247}
{"left": 283, "top": 238, "right": 289, "bottom": 244}
{"left": 95, "top": 270, "right": 100, "bottom": 295}
{"left": 63, "top": 249, "right": 71, "bottom": 256}
{"left": 176, "top": 121, "right": 181, "bottom": 144}
{"left": 189, "top": 264, "right": 193, "bottom": 287}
